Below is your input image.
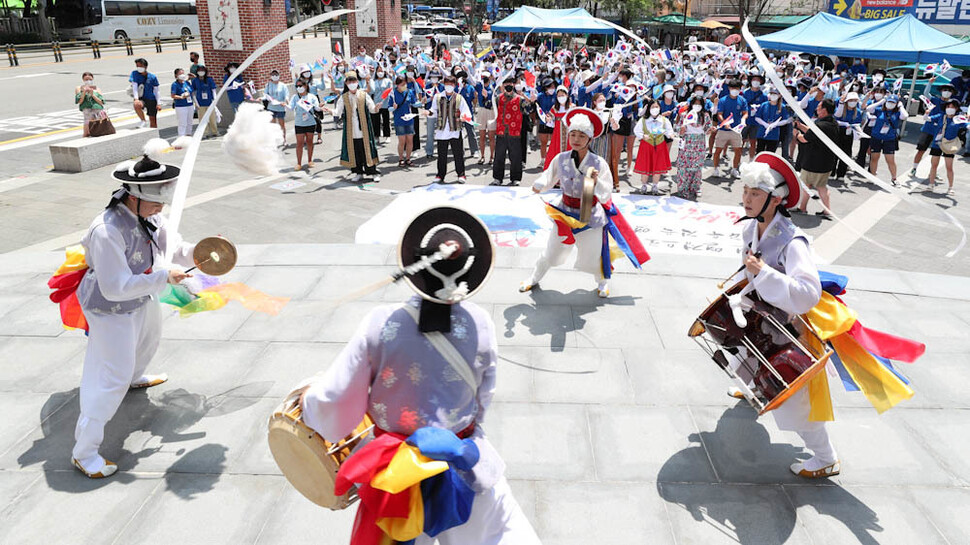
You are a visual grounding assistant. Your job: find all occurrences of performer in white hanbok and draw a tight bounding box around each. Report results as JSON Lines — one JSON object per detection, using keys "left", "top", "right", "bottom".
{"left": 70, "top": 141, "right": 198, "bottom": 478}
{"left": 520, "top": 107, "right": 650, "bottom": 298}
{"left": 299, "top": 207, "right": 542, "bottom": 545}
{"left": 732, "top": 152, "right": 839, "bottom": 478}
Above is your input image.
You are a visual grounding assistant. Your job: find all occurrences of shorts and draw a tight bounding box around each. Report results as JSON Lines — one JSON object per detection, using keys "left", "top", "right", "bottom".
{"left": 714, "top": 129, "right": 743, "bottom": 149}
{"left": 271, "top": 110, "right": 285, "bottom": 119}
{"left": 929, "top": 147, "right": 954, "bottom": 158}
{"left": 395, "top": 123, "right": 415, "bottom": 135}
{"left": 476, "top": 107, "right": 495, "bottom": 128}
{"left": 139, "top": 98, "right": 158, "bottom": 117}
{"left": 801, "top": 170, "right": 829, "bottom": 188}
{"left": 916, "top": 132, "right": 933, "bottom": 151}
{"left": 868, "top": 138, "right": 897, "bottom": 155}
{"left": 295, "top": 125, "right": 315, "bottom": 134}
{"left": 537, "top": 123, "right": 554, "bottom": 135}
{"left": 612, "top": 116, "right": 632, "bottom": 137}
{"left": 741, "top": 124, "right": 759, "bottom": 140}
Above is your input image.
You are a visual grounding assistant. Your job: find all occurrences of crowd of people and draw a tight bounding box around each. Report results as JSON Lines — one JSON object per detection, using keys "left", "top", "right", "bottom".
{"left": 81, "top": 37, "right": 970, "bottom": 200}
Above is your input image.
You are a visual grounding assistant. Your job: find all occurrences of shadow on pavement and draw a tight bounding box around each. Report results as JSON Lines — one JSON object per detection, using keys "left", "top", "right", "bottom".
{"left": 658, "top": 403, "right": 883, "bottom": 544}
{"left": 16, "top": 382, "right": 270, "bottom": 493}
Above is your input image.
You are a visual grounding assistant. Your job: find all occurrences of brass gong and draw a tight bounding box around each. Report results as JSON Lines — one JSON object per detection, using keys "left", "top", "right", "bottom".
{"left": 192, "top": 236, "right": 238, "bottom": 276}
{"left": 579, "top": 166, "right": 597, "bottom": 224}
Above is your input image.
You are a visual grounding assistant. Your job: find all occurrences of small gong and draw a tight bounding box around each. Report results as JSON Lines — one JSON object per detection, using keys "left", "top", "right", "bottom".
{"left": 192, "top": 236, "right": 238, "bottom": 276}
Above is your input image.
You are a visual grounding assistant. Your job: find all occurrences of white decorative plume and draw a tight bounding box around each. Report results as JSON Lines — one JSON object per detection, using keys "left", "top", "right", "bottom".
{"left": 170, "top": 136, "right": 194, "bottom": 150}
{"left": 221, "top": 102, "right": 284, "bottom": 176}
{"left": 143, "top": 138, "right": 172, "bottom": 160}
{"left": 739, "top": 161, "right": 774, "bottom": 193}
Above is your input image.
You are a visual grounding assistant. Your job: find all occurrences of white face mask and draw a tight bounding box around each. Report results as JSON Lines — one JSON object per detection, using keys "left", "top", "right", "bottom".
{"left": 751, "top": 81, "right": 761, "bottom": 89}
{"left": 874, "top": 93, "right": 884, "bottom": 101}
{"left": 83, "top": 79, "right": 94, "bottom": 86}
{"left": 847, "top": 100, "right": 858, "bottom": 108}
{"left": 338, "top": 67, "right": 345, "bottom": 73}
{"left": 271, "top": 75, "right": 280, "bottom": 82}
{"left": 664, "top": 91, "right": 673, "bottom": 99}
{"left": 296, "top": 86, "right": 306, "bottom": 94}
{"left": 546, "top": 88, "right": 555, "bottom": 95}
{"left": 729, "top": 89, "right": 740, "bottom": 98}
{"left": 302, "top": 72, "right": 311, "bottom": 79}
{"left": 346, "top": 82, "right": 358, "bottom": 91}
{"left": 942, "top": 91, "right": 952, "bottom": 98}
{"left": 769, "top": 94, "right": 780, "bottom": 102}
{"left": 947, "top": 107, "right": 957, "bottom": 116}
{"left": 177, "top": 74, "right": 188, "bottom": 82}
{"left": 228, "top": 67, "right": 236, "bottom": 73}
{"left": 691, "top": 104, "right": 702, "bottom": 113}
{"left": 886, "top": 102, "right": 897, "bottom": 109}
{"left": 595, "top": 100, "right": 606, "bottom": 110}
{"left": 376, "top": 72, "right": 384, "bottom": 78}
{"left": 693, "top": 90, "right": 704, "bottom": 97}
{"left": 557, "top": 95, "right": 567, "bottom": 104}
{"left": 137, "top": 66, "right": 146, "bottom": 73}
{"left": 873, "top": 74, "right": 883, "bottom": 82}
{"left": 650, "top": 107, "right": 661, "bottom": 117}
{"left": 444, "top": 85, "right": 455, "bottom": 94}
{"left": 198, "top": 71, "right": 206, "bottom": 77}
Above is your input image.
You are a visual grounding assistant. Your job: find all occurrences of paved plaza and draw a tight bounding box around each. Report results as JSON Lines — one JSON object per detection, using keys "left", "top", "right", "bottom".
{"left": 1, "top": 35, "right": 970, "bottom": 545}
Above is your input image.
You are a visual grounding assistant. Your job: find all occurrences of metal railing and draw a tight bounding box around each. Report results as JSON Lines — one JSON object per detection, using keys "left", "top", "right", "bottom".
{"left": 4, "top": 34, "right": 200, "bottom": 66}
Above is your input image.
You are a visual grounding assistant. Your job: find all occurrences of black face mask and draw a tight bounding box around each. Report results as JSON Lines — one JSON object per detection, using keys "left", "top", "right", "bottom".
{"left": 504, "top": 86, "right": 514, "bottom": 93}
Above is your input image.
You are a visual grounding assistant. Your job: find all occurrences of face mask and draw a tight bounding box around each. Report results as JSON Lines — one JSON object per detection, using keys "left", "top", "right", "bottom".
{"left": 505, "top": 64, "right": 513, "bottom": 69}
{"left": 752, "top": 81, "right": 762, "bottom": 89}
{"left": 729, "top": 89, "right": 740, "bottom": 98}
{"left": 296, "top": 87, "right": 306, "bottom": 94}
{"left": 841, "top": 71, "right": 847, "bottom": 78}
{"left": 557, "top": 95, "right": 567, "bottom": 104}
{"left": 650, "top": 107, "right": 661, "bottom": 117}
{"left": 873, "top": 74, "right": 883, "bottom": 82}
{"left": 177, "top": 74, "right": 188, "bottom": 82}
{"left": 947, "top": 107, "right": 957, "bottom": 116}
{"left": 198, "top": 71, "right": 206, "bottom": 77}
{"left": 595, "top": 100, "right": 606, "bottom": 110}
{"left": 504, "top": 85, "right": 514, "bottom": 93}
{"left": 346, "top": 82, "right": 358, "bottom": 91}
{"left": 430, "top": 76, "right": 439, "bottom": 83}
{"left": 664, "top": 92, "right": 674, "bottom": 99}
{"left": 444, "top": 85, "right": 455, "bottom": 94}
{"left": 338, "top": 67, "right": 345, "bottom": 73}
{"left": 83, "top": 79, "right": 94, "bottom": 86}
{"left": 554, "top": 69, "right": 561, "bottom": 75}
{"left": 376, "top": 72, "right": 384, "bottom": 78}
{"left": 228, "top": 67, "right": 236, "bottom": 73}
{"left": 886, "top": 102, "right": 897, "bottom": 109}
{"left": 137, "top": 66, "right": 146, "bottom": 73}
{"left": 546, "top": 88, "right": 555, "bottom": 95}
{"left": 691, "top": 104, "right": 702, "bottom": 113}
{"left": 769, "top": 94, "right": 780, "bottom": 102}
{"left": 271, "top": 75, "right": 280, "bottom": 82}
{"left": 874, "top": 93, "right": 884, "bottom": 100}
{"left": 942, "top": 91, "right": 952, "bottom": 98}
{"left": 693, "top": 90, "right": 704, "bottom": 97}
{"left": 847, "top": 100, "right": 858, "bottom": 108}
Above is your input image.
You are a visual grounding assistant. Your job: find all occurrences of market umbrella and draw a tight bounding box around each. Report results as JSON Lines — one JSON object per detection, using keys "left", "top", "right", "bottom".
{"left": 724, "top": 34, "right": 742, "bottom": 46}
{"left": 701, "top": 20, "right": 731, "bottom": 30}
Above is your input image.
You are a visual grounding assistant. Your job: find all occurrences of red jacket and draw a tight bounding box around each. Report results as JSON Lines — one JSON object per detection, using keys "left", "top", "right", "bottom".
{"left": 495, "top": 93, "right": 523, "bottom": 137}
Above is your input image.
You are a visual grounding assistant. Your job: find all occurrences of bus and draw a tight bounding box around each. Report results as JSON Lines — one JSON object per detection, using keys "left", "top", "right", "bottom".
{"left": 52, "top": 0, "right": 199, "bottom": 42}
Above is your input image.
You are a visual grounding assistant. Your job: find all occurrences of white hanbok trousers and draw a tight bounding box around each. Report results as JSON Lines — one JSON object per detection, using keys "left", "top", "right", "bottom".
{"left": 414, "top": 477, "right": 542, "bottom": 545}
{"left": 530, "top": 226, "right": 605, "bottom": 285}
{"left": 73, "top": 300, "right": 163, "bottom": 469}
{"left": 772, "top": 388, "right": 837, "bottom": 463}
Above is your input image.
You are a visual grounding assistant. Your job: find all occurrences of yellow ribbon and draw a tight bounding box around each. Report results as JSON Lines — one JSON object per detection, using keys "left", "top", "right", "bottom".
{"left": 55, "top": 245, "right": 88, "bottom": 275}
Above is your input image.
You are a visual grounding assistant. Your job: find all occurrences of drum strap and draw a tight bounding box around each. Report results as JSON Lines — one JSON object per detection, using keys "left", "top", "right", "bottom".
{"left": 401, "top": 304, "right": 479, "bottom": 393}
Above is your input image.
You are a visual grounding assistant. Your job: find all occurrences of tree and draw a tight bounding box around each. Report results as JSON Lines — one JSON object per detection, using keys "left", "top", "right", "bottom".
{"left": 727, "top": 0, "right": 771, "bottom": 26}
{"left": 22, "top": 0, "right": 53, "bottom": 41}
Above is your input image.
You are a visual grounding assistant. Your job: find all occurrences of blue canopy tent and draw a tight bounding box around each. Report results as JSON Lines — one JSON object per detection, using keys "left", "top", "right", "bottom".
{"left": 490, "top": 6, "right": 617, "bottom": 35}
{"left": 756, "top": 12, "right": 961, "bottom": 62}
{"left": 923, "top": 41, "right": 970, "bottom": 65}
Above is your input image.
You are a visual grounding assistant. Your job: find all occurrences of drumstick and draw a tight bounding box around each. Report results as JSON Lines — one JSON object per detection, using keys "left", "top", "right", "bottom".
{"left": 716, "top": 251, "right": 761, "bottom": 289}
{"left": 184, "top": 251, "right": 220, "bottom": 274}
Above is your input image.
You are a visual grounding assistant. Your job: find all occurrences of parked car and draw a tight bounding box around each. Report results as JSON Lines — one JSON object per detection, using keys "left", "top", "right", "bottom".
{"left": 885, "top": 63, "right": 958, "bottom": 94}
{"left": 409, "top": 23, "right": 469, "bottom": 50}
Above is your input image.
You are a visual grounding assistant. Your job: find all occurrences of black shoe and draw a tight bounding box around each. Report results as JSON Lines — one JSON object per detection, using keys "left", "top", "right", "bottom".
{"left": 507, "top": 180, "right": 520, "bottom": 186}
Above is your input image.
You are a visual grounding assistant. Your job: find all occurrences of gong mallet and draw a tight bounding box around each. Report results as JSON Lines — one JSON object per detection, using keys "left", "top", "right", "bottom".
{"left": 184, "top": 251, "right": 219, "bottom": 274}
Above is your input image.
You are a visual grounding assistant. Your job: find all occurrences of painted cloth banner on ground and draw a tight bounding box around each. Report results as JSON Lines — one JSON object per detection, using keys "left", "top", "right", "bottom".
{"left": 355, "top": 185, "right": 745, "bottom": 257}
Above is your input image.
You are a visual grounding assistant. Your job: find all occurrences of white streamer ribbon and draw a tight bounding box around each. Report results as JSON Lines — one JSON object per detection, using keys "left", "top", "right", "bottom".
{"left": 743, "top": 20, "right": 965, "bottom": 258}
{"left": 165, "top": 3, "right": 370, "bottom": 260}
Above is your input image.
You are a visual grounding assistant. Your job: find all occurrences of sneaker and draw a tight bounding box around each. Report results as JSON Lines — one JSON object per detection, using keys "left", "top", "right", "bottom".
{"left": 457, "top": 176, "right": 467, "bottom": 184}
{"left": 490, "top": 179, "right": 503, "bottom": 186}
{"left": 433, "top": 176, "right": 443, "bottom": 183}
{"left": 890, "top": 178, "right": 897, "bottom": 186}
{"left": 137, "top": 121, "right": 148, "bottom": 129}
{"left": 507, "top": 180, "right": 520, "bottom": 187}
{"left": 909, "top": 166, "right": 918, "bottom": 177}
{"left": 351, "top": 173, "right": 363, "bottom": 183}
{"left": 729, "top": 168, "right": 740, "bottom": 178}
{"left": 371, "top": 174, "right": 381, "bottom": 183}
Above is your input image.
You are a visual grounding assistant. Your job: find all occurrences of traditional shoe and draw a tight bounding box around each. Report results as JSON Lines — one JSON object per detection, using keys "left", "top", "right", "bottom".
{"left": 790, "top": 459, "right": 841, "bottom": 478}
{"left": 597, "top": 282, "right": 609, "bottom": 298}
{"left": 727, "top": 387, "right": 745, "bottom": 399}
{"left": 518, "top": 280, "right": 536, "bottom": 293}
{"left": 72, "top": 457, "right": 117, "bottom": 479}
{"left": 130, "top": 373, "right": 168, "bottom": 389}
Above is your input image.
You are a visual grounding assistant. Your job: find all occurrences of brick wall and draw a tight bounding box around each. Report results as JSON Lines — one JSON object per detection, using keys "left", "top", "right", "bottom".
{"left": 347, "top": 0, "right": 402, "bottom": 55}
{"left": 196, "top": 0, "right": 293, "bottom": 88}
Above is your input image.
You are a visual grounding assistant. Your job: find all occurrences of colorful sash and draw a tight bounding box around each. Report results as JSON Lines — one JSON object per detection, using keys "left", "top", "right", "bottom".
{"left": 544, "top": 198, "right": 650, "bottom": 279}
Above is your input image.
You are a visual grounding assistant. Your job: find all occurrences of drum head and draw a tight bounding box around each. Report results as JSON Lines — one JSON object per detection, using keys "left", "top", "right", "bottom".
{"left": 760, "top": 348, "right": 833, "bottom": 414}
{"left": 267, "top": 416, "right": 348, "bottom": 509}
{"left": 193, "top": 236, "right": 237, "bottom": 276}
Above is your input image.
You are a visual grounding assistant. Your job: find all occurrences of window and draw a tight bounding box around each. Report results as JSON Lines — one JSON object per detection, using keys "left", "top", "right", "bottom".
{"left": 138, "top": 2, "right": 159, "bottom": 14}
{"left": 173, "top": 2, "right": 193, "bottom": 14}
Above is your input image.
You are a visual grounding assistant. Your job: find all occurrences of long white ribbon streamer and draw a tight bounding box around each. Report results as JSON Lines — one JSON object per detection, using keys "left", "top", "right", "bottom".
{"left": 165, "top": 4, "right": 369, "bottom": 260}
{"left": 743, "top": 20, "right": 965, "bottom": 258}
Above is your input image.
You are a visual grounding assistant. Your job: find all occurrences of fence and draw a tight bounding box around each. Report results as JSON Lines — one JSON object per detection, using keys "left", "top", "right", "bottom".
{"left": 4, "top": 34, "right": 201, "bottom": 66}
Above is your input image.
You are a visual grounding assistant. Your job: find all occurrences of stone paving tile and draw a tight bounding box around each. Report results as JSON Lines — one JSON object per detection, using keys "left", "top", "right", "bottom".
{"left": 530, "top": 347, "right": 633, "bottom": 404}
{"left": 0, "top": 392, "right": 73, "bottom": 468}
{"left": 785, "top": 485, "right": 950, "bottom": 545}
{"left": 113, "top": 474, "right": 285, "bottom": 545}
{"left": 534, "top": 481, "right": 676, "bottom": 545}
{"left": 895, "top": 409, "right": 970, "bottom": 487}
{"left": 237, "top": 341, "right": 344, "bottom": 399}
{"left": 0, "top": 472, "right": 163, "bottom": 545}
{"left": 908, "top": 487, "right": 970, "bottom": 544}
{"left": 253, "top": 483, "right": 356, "bottom": 544}
{"left": 0, "top": 471, "right": 42, "bottom": 513}
{"left": 626, "top": 348, "right": 738, "bottom": 408}
{"left": 0, "top": 294, "right": 65, "bottom": 337}
{"left": 0, "top": 335, "right": 86, "bottom": 394}
{"left": 150, "top": 339, "right": 270, "bottom": 397}
{"left": 486, "top": 402, "right": 593, "bottom": 482}
{"left": 493, "top": 302, "right": 579, "bottom": 351}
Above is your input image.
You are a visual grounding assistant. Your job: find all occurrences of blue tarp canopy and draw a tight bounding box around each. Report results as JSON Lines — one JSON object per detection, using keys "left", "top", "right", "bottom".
{"left": 923, "top": 41, "right": 970, "bottom": 65}
{"left": 756, "top": 12, "right": 962, "bottom": 63}
{"left": 490, "top": 6, "right": 617, "bottom": 35}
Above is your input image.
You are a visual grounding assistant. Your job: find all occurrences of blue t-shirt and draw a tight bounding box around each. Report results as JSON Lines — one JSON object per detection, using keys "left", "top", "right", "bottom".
{"left": 476, "top": 81, "right": 495, "bottom": 109}
{"left": 192, "top": 76, "right": 217, "bottom": 107}
{"left": 390, "top": 88, "right": 416, "bottom": 126}
{"left": 929, "top": 114, "right": 967, "bottom": 149}
{"left": 717, "top": 94, "right": 748, "bottom": 130}
{"left": 129, "top": 70, "right": 159, "bottom": 101}
{"left": 536, "top": 92, "right": 557, "bottom": 115}
{"left": 170, "top": 80, "right": 193, "bottom": 107}
{"left": 224, "top": 75, "right": 245, "bottom": 104}
{"left": 289, "top": 93, "right": 319, "bottom": 126}
{"left": 754, "top": 102, "right": 789, "bottom": 140}
{"left": 659, "top": 99, "right": 678, "bottom": 120}
{"left": 264, "top": 81, "right": 289, "bottom": 113}
{"left": 850, "top": 63, "right": 867, "bottom": 76}
{"left": 459, "top": 83, "right": 478, "bottom": 115}
{"left": 743, "top": 89, "right": 766, "bottom": 112}
{"left": 870, "top": 108, "right": 903, "bottom": 141}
